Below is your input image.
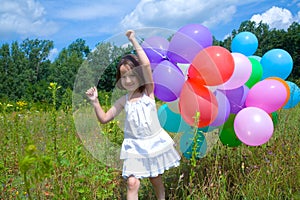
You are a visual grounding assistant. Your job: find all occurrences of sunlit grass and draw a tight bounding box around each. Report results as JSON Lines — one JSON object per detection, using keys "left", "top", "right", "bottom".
{"left": 0, "top": 97, "right": 299, "bottom": 199}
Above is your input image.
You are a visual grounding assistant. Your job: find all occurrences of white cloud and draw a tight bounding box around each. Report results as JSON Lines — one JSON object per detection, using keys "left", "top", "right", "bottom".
{"left": 250, "top": 6, "right": 299, "bottom": 30}
{"left": 48, "top": 48, "right": 59, "bottom": 61}
{"left": 120, "top": 0, "right": 257, "bottom": 31}
{"left": 49, "top": 0, "right": 140, "bottom": 40}
{"left": 58, "top": 4, "right": 122, "bottom": 20}
{"left": 297, "top": 11, "right": 300, "bottom": 22}
{"left": 0, "top": 0, "right": 59, "bottom": 39}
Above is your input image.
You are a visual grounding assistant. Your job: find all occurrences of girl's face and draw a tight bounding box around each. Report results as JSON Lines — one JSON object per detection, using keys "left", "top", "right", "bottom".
{"left": 119, "top": 64, "right": 140, "bottom": 92}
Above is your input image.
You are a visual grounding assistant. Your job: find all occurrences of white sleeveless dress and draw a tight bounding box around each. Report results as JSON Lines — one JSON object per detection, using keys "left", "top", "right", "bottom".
{"left": 120, "top": 93, "right": 181, "bottom": 179}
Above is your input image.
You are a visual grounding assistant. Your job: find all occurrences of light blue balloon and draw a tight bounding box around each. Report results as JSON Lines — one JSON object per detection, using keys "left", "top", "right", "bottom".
{"left": 157, "top": 104, "right": 191, "bottom": 133}
{"left": 179, "top": 128, "right": 207, "bottom": 159}
{"left": 261, "top": 49, "right": 293, "bottom": 80}
{"left": 283, "top": 81, "right": 300, "bottom": 109}
{"left": 231, "top": 32, "right": 258, "bottom": 56}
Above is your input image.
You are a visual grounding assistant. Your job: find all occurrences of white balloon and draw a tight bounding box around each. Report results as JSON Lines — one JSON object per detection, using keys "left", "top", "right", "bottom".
{"left": 219, "top": 53, "right": 252, "bottom": 90}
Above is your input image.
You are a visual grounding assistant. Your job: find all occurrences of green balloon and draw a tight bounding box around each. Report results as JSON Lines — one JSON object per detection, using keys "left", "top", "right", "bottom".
{"left": 271, "top": 111, "right": 278, "bottom": 126}
{"left": 245, "top": 58, "right": 263, "bottom": 88}
{"left": 219, "top": 114, "right": 242, "bottom": 147}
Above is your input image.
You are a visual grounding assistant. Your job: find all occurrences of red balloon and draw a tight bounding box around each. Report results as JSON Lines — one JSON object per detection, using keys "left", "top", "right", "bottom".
{"left": 187, "top": 64, "right": 201, "bottom": 80}
{"left": 179, "top": 79, "right": 218, "bottom": 128}
{"left": 190, "top": 46, "right": 234, "bottom": 86}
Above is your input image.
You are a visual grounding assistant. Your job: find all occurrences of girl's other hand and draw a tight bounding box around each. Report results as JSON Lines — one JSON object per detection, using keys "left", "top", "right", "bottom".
{"left": 86, "top": 86, "right": 98, "bottom": 102}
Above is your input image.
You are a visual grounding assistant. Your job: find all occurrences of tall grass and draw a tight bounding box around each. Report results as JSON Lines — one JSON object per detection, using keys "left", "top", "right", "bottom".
{"left": 0, "top": 95, "right": 299, "bottom": 199}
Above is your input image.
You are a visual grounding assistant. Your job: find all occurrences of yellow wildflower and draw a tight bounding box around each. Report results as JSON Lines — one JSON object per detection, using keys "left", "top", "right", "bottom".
{"left": 16, "top": 101, "right": 27, "bottom": 107}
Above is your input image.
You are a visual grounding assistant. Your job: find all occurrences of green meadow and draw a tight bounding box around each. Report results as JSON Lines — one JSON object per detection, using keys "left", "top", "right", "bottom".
{"left": 0, "top": 95, "right": 299, "bottom": 200}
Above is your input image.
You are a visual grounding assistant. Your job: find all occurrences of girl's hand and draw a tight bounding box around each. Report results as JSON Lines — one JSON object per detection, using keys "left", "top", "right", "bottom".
{"left": 126, "top": 30, "right": 135, "bottom": 41}
{"left": 86, "top": 86, "right": 98, "bottom": 102}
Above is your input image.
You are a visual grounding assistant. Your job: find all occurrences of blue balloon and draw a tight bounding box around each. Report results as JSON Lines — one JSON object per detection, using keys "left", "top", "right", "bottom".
{"left": 231, "top": 32, "right": 258, "bottom": 56}
{"left": 157, "top": 104, "right": 191, "bottom": 133}
{"left": 260, "top": 49, "right": 293, "bottom": 80}
{"left": 180, "top": 128, "right": 207, "bottom": 159}
{"left": 283, "top": 81, "right": 300, "bottom": 109}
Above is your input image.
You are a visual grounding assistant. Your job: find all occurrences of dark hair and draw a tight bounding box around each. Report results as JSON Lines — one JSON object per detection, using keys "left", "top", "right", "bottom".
{"left": 116, "top": 54, "right": 146, "bottom": 93}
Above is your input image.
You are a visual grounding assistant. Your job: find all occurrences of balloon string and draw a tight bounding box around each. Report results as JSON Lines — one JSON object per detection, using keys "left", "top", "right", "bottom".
{"left": 231, "top": 102, "right": 245, "bottom": 110}
{"left": 135, "top": 35, "right": 168, "bottom": 60}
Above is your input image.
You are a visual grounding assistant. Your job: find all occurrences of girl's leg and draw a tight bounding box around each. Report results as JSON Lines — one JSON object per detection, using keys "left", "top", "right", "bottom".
{"left": 127, "top": 176, "right": 140, "bottom": 200}
{"left": 149, "top": 175, "right": 165, "bottom": 200}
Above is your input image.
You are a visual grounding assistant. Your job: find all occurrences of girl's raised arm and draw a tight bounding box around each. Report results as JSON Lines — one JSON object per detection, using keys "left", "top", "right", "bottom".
{"left": 126, "top": 30, "right": 154, "bottom": 97}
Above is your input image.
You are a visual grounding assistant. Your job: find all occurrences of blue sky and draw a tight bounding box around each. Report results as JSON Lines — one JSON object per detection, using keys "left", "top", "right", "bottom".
{"left": 0, "top": 0, "right": 299, "bottom": 60}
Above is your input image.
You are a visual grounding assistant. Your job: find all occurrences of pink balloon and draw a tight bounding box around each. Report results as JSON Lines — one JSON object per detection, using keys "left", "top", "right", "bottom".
{"left": 245, "top": 79, "right": 288, "bottom": 113}
{"left": 220, "top": 53, "right": 252, "bottom": 90}
{"left": 234, "top": 107, "right": 274, "bottom": 146}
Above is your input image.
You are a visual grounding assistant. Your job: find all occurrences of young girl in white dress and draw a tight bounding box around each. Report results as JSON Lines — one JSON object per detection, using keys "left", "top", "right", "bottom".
{"left": 86, "top": 30, "right": 180, "bottom": 200}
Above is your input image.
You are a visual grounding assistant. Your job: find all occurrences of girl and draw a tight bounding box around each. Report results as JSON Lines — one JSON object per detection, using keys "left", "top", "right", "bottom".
{"left": 86, "top": 30, "right": 180, "bottom": 200}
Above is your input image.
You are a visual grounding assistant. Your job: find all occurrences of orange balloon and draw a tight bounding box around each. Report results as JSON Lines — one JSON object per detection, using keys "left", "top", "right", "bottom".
{"left": 179, "top": 79, "right": 218, "bottom": 128}
{"left": 266, "top": 77, "right": 290, "bottom": 108}
{"left": 191, "top": 46, "right": 234, "bottom": 86}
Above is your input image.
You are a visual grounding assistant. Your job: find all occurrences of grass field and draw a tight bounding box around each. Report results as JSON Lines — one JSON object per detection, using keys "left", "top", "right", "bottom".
{"left": 0, "top": 100, "right": 299, "bottom": 199}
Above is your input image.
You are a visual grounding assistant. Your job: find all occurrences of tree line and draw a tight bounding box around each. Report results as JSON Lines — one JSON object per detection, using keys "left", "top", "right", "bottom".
{"left": 0, "top": 21, "right": 299, "bottom": 108}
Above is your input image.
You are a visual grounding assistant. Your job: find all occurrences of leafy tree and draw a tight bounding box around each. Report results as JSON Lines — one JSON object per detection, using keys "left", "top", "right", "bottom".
{"left": 21, "top": 39, "right": 53, "bottom": 83}
{"left": 50, "top": 39, "right": 90, "bottom": 89}
{"left": 0, "top": 39, "right": 54, "bottom": 101}
{"left": 86, "top": 42, "right": 132, "bottom": 92}
{"left": 49, "top": 39, "right": 90, "bottom": 106}
{"left": 0, "top": 42, "right": 30, "bottom": 100}
{"left": 72, "top": 42, "right": 132, "bottom": 109}
{"left": 285, "top": 22, "right": 300, "bottom": 80}
{"left": 0, "top": 21, "right": 299, "bottom": 104}
{"left": 11, "top": 41, "right": 29, "bottom": 100}
{"left": 0, "top": 43, "right": 13, "bottom": 100}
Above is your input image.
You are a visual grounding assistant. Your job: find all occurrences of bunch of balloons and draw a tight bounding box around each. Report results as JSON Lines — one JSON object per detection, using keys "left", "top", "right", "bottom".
{"left": 142, "top": 24, "right": 300, "bottom": 159}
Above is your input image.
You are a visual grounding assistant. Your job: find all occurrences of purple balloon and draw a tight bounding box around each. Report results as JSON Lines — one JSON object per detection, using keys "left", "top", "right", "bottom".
{"left": 153, "top": 60, "right": 185, "bottom": 102}
{"left": 167, "top": 24, "right": 213, "bottom": 64}
{"left": 210, "top": 90, "right": 230, "bottom": 126}
{"left": 221, "top": 85, "right": 249, "bottom": 114}
{"left": 234, "top": 107, "right": 274, "bottom": 146}
{"left": 142, "top": 36, "right": 169, "bottom": 69}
